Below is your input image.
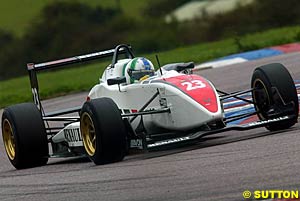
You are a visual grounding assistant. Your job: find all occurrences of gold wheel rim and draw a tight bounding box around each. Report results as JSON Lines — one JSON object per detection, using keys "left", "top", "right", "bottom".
{"left": 2, "top": 119, "right": 16, "bottom": 160}
{"left": 80, "top": 113, "right": 96, "bottom": 156}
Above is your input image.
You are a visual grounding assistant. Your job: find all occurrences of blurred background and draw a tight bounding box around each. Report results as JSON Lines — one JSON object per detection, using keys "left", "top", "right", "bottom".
{"left": 0, "top": 0, "right": 300, "bottom": 80}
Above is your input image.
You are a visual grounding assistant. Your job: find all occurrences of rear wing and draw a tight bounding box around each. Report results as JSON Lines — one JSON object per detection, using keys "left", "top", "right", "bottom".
{"left": 27, "top": 44, "right": 134, "bottom": 113}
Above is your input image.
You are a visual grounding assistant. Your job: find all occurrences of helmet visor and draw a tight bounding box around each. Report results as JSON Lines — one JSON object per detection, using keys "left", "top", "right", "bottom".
{"left": 128, "top": 69, "right": 154, "bottom": 81}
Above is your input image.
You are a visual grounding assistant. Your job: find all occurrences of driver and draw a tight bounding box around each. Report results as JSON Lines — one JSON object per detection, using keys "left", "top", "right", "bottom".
{"left": 125, "top": 57, "right": 155, "bottom": 84}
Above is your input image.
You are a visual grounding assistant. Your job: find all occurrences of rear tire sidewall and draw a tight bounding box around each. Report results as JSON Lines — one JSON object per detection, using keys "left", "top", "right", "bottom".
{"left": 1, "top": 103, "right": 48, "bottom": 169}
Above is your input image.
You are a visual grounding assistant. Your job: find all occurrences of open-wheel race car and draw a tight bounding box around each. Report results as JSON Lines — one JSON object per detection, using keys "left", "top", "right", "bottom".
{"left": 1, "top": 44, "right": 299, "bottom": 169}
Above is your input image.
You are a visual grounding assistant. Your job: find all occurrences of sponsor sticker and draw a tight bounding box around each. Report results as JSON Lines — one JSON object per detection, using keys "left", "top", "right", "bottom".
{"left": 148, "top": 136, "right": 190, "bottom": 148}
{"left": 247, "top": 116, "right": 289, "bottom": 127}
{"left": 64, "top": 128, "right": 83, "bottom": 146}
{"left": 130, "top": 139, "right": 143, "bottom": 149}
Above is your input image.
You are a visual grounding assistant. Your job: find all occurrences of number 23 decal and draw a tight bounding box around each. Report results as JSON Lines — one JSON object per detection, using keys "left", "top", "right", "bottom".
{"left": 181, "top": 80, "right": 206, "bottom": 91}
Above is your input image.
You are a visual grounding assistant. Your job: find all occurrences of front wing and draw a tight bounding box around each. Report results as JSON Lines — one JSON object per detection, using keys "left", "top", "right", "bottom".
{"left": 146, "top": 115, "right": 294, "bottom": 150}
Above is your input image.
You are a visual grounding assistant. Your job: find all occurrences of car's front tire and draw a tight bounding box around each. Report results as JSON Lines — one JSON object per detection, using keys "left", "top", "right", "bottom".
{"left": 251, "top": 63, "right": 299, "bottom": 131}
{"left": 80, "top": 98, "right": 127, "bottom": 165}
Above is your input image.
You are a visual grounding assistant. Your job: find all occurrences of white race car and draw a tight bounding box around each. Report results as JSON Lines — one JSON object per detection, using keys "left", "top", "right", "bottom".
{"left": 1, "top": 44, "right": 299, "bottom": 169}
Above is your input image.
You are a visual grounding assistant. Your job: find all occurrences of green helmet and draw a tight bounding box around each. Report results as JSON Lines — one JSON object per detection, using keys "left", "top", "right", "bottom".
{"left": 125, "top": 57, "right": 155, "bottom": 84}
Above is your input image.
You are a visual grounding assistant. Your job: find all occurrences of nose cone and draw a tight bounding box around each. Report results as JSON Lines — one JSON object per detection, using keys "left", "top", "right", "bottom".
{"left": 163, "top": 74, "right": 219, "bottom": 113}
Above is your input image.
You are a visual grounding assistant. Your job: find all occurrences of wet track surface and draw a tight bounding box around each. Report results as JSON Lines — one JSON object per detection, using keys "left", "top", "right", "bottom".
{"left": 1, "top": 52, "right": 300, "bottom": 201}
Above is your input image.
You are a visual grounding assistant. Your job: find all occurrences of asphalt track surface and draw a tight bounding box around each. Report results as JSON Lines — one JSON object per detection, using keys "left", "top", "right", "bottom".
{"left": 1, "top": 52, "right": 300, "bottom": 201}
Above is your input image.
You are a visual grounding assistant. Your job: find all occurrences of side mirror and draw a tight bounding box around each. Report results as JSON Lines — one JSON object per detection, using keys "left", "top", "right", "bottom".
{"left": 107, "top": 76, "right": 126, "bottom": 86}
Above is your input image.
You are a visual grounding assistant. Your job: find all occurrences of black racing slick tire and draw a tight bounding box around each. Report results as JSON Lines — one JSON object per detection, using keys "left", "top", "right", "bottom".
{"left": 80, "top": 98, "right": 127, "bottom": 165}
{"left": 1, "top": 103, "right": 49, "bottom": 169}
{"left": 251, "top": 63, "right": 299, "bottom": 131}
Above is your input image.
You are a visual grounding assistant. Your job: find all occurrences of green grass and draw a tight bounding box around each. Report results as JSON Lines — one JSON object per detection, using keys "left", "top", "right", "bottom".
{"left": 0, "top": 61, "right": 109, "bottom": 107}
{"left": 237, "top": 26, "right": 300, "bottom": 50}
{"left": 1, "top": 26, "right": 300, "bottom": 109}
{"left": 0, "top": 0, "right": 148, "bottom": 36}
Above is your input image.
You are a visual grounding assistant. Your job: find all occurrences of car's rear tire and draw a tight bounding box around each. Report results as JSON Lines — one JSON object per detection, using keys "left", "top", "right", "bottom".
{"left": 251, "top": 63, "right": 299, "bottom": 131}
{"left": 80, "top": 98, "right": 127, "bottom": 165}
{"left": 1, "top": 103, "right": 49, "bottom": 169}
